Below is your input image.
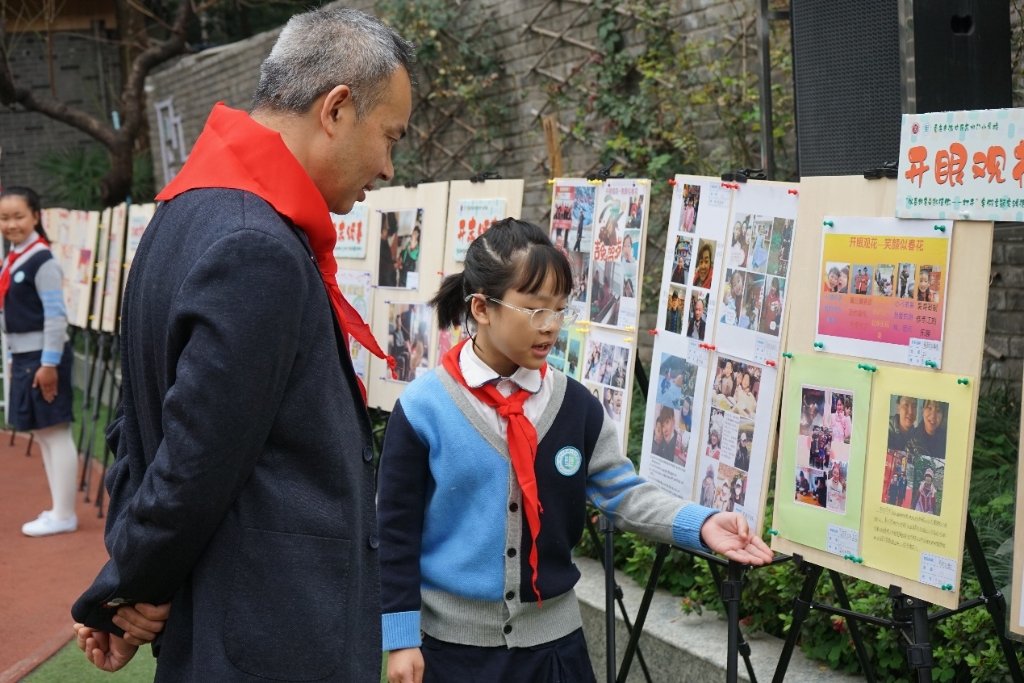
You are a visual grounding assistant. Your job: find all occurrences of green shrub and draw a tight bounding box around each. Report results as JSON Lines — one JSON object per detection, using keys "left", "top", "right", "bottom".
{"left": 37, "top": 146, "right": 156, "bottom": 209}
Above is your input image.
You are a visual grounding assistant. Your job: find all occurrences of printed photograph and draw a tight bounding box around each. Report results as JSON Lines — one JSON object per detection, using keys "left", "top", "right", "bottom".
{"left": 437, "top": 324, "right": 466, "bottom": 359}
{"left": 738, "top": 273, "right": 765, "bottom": 331}
{"left": 795, "top": 466, "right": 827, "bottom": 509}
{"left": 886, "top": 395, "right": 948, "bottom": 460}
{"left": 710, "top": 356, "right": 761, "bottom": 419}
{"left": 727, "top": 215, "right": 752, "bottom": 268}
{"left": 670, "top": 235, "right": 693, "bottom": 285}
{"left": 746, "top": 218, "right": 773, "bottom": 273}
{"left": 875, "top": 264, "right": 896, "bottom": 297}
{"left": 758, "top": 275, "right": 785, "bottom": 336}
{"left": 654, "top": 353, "right": 697, "bottom": 412}
{"left": 387, "top": 302, "right": 432, "bottom": 383}
{"left": 665, "top": 286, "right": 687, "bottom": 334}
{"left": 822, "top": 261, "right": 850, "bottom": 294}
{"left": 909, "top": 455, "right": 944, "bottom": 516}
{"left": 799, "top": 388, "right": 826, "bottom": 436}
{"left": 691, "top": 239, "right": 716, "bottom": 289}
{"left": 548, "top": 328, "right": 570, "bottom": 373}
{"left": 826, "top": 461, "right": 848, "bottom": 513}
{"left": 699, "top": 463, "right": 719, "bottom": 507}
{"left": 916, "top": 265, "right": 943, "bottom": 304}
{"left": 378, "top": 208, "right": 423, "bottom": 289}
{"left": 649, "top": 403, "right": 689, "bottom": 468}
{"left": 593, "top": 186, "right": 645, "bottom": 260}
{"left": 551, "top": 184, "right": 596, "bottom": 253}
{"left": 720, "top": 269, "right": 747, "bottom": 327}
{"left": 766, "top": 218, "right": 794, "bottom": 277}
{"left": 851, "top": 264, "right": 874, "bottom": 295}
{"left": 678, "top": 183, "right": 701, "bottom": 233}
{"left": 829, "top": 391, "right": 854, "bottom": 445}
{"left": 566, "top": 332, "right": 583, "bottom": 379}
{"left": 882, "top": 450, "right": 914, "bottom": 509}
{"left": 896, "top": 263, "right": 917, "bottom": 299}
{"left": 704, "top": 408, "right": 725, "bottom": 460}
{"left": 621, "top": 229, "right": 641, "bottom": 265}
{"left": 583, "top": 339, "right": 630, "bottom": 389}
{"left": 603, "top": 386, "right": 626, "bottom": 427}
{"left": 566, "top": 251, "right": 590, "bottom": 315}
{"left": 715, "top": 463, "right": 748, "bottom": 511}
{"left": 733, "top": 420, "right": 754, "bottom": 471}
{"left": 590, "top": 261, "right": 623, "bottom": 324}
{"left": 686, "top": 291, "right": 710, "bottom": 341}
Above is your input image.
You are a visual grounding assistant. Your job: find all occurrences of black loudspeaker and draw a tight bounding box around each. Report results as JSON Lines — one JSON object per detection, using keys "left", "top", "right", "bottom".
{"left": 790, "top": 0, "right": 1013, "bottom": 178}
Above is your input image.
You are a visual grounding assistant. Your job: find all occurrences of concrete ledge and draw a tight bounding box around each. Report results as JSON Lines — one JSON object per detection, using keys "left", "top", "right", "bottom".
{"left": 574, "top": 557, "right": 862, "bottom": 682}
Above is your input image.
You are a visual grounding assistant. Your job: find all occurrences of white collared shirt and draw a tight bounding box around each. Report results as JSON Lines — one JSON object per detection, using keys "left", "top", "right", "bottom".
{"left": 457, "top": 339, "right": 555, "bottom": 440}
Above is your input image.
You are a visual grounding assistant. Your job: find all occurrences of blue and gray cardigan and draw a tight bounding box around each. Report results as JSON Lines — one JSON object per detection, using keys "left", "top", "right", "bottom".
{"left": 378, "top": 364, "right": 717, "bottom": 651}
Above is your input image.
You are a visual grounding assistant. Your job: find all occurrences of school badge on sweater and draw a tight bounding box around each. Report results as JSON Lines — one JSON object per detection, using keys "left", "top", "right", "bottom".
{"left": 555, "top": 446, "right": 582, "bottom": 476}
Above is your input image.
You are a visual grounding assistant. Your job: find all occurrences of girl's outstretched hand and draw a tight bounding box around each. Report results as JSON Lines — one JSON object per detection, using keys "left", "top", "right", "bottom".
{"left": 387, "top": 647, "right": 424, "bottom": 683}
{"left": 699, "top": 512, "right": 774, "bottom": 565}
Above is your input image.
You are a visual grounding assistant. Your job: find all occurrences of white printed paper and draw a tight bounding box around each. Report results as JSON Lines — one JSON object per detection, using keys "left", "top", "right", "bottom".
{"left": 826, "top": 523, "right": 860, "bottom": 558}
{"left": 919, "top": 551, "right": 958, "bottom": 589}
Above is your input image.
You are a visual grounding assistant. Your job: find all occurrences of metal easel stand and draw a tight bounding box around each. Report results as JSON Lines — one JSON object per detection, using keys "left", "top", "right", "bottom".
{"left": 76, "top": 326, "right": 100, "bottom": 489}
{"left": 93, "top": 333, "right": 121, "bottom": 518}
{"left": 771, "top": 514, "right": 1023, "bottom": 683}
{"left": 585, "top": 513, "right": 655, "bottom": 683}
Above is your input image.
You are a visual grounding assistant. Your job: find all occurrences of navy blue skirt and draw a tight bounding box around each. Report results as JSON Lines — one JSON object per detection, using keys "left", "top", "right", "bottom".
{"left": 422, "top": 628, "right": 597, "bottom": 683}
{"left": 10, "top": 342, "right": 74, "bottom": 432}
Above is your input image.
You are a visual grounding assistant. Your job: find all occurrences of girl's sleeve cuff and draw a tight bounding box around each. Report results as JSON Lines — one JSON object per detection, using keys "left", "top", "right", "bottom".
{"left": 672, "top": 504, "right": 719, "bottom": 553}
{"left": 382, "top": 610, "right": 421, "bottom": 651}
{"left": 41, "top": 350, "right": 62, "bottom": 366}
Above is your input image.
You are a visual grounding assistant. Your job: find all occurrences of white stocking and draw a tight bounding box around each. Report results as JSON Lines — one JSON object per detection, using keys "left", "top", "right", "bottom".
{"left": 31, "top": 423, "right": 78, "bottom": 521}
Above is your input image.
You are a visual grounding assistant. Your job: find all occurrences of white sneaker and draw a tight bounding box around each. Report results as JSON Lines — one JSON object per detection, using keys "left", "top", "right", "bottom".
{"left": 22, "top": 512, "right": 77, "bottom": 537}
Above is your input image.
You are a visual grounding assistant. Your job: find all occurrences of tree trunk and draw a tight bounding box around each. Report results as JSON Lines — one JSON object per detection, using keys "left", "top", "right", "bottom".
{"left": 101, "top": 141, "right": 134, "bottom": 206}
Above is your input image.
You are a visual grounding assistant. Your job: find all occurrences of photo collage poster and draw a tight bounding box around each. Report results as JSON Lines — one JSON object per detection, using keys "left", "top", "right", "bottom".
{"left": 860, "top": 368, "right": 971, "bottom": 590}
{"left": 378, "top": 208, "right": 424, "bottom": 290}
{"left": 640, "top": 176, "right": 732, "bottom": 500}
{"left": 123, "top": 203, "right": 156, "bottom": 296}
{"left": 337, "top": 270, "right": 374, "bottom": 382}
{"left": 590, "top": 179, "right": 647, "bottom": 331}
{"left": 549, "top": 179, "right": 596, "bottom": 322}
{"left": 582, "top": 326, "right": 635, "bottom": 453}
{"left": 386, "top": 301, "right": 434, "bottom": 384}
{"left": 773, "top": 354, "right": 872, "bottom": 557}
{"left": 814, "top": 216, "right": 952, "bottom": 368}
{"left": 88, "top": 208, "right": 112, "bottom": 331}
{"left": 332, "top": 202, "right": 369, "bottom": 259}
{"left": 453, "top": 198, "right": 506, "bottom": 262}
{"left": 695, "top": 353, "right": 778, "bottom": 528}
{"left": 718, "top": 183, "right": 799, "bottom": 364}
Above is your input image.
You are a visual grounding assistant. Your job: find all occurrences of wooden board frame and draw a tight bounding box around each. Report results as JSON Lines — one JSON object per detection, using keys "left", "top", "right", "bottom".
{"left": 442, "top": 178, "right": 525, "bottom": 277}
{"left": 88, "top": 208, "right": 112, "bottom": 332}
{"left": 1009, "top": 375, "right": 1024, "bottom": 638}
{"left": 100, "top": 203, "right": 128, "bottom": 334}
{"left": 366, "top": 182, "right": 450, "bottom": 411}
{"left": 770, "top": 175, "right": 992, "bottom": 611}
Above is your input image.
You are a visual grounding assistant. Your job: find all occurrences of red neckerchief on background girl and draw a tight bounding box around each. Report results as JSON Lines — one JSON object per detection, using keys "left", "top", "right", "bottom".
{"left": 0, "top": 233, "right": 49, "bottom": 310}
{"left": 155, "top": 103, "right": 395, "bottom": 400}
{"left": 441, "top": 336, "right": 548, "bottom": 606}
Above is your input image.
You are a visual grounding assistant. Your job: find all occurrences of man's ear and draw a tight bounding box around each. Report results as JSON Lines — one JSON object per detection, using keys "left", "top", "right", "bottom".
{"left": 320, "top": 84, "right": 355, "bottom": 136}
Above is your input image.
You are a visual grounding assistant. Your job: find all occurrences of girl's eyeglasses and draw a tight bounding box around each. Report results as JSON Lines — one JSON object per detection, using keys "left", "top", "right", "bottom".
{"left": 466, "top": 294, "right": 579, "bottom": 330}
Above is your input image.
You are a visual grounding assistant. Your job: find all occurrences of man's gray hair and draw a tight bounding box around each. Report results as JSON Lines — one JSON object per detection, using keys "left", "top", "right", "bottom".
{"left": 252, "top": 8, "right": 415, "bottom": 117}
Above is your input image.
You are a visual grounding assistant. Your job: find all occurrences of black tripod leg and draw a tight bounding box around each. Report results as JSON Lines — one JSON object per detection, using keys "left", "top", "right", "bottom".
{"left": 964, "top": 515, "right": 1024, "bottom": 682}
{"left": 709, "top": 561, "right": 758, "bottom": 683}
{"left": 25, "top": 432, "right": 33, "bottom": 457}
{"left": 772, "top": 562, "right": 823, "bottom": 683}
{"left": 828, "top": 569, "right": 876, "bottom": 683}
{"left": 615, "top": 541, "right": 669, "bottom": 683}
{"left": 600, "top": 515, "right": 616, "bottom": 683}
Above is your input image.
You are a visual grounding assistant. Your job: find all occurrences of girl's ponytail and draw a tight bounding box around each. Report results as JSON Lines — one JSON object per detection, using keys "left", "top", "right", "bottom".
{"left": 431, "top": 271, "right": 468, "bottom": 329}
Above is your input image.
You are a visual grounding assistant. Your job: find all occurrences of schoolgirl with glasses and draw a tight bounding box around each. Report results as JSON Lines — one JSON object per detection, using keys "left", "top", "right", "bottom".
{"left": 379, "top": 218, "right": 772, "bottom": 683}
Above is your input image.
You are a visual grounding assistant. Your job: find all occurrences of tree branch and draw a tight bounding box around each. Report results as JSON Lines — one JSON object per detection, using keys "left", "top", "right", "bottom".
{"left": 0, "top": 17, "right": 115, "bottom": 147}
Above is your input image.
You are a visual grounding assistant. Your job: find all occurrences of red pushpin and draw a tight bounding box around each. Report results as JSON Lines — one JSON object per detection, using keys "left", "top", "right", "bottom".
{"left": 787, "top": 188, "right": 799, "bottom": 195}
{"left": 667, "top": 179, "right": 677, "bottom": 186}
{"left": 699, "top": 343, "right": 717, "bottom": 351}
{"left": 438, "top": 271, "right": 445, "bottom": 276}
{"left": 648, "top": 329, "right": 658, "bottom": 335}
{"left": 722, "top": 182, "right": 739, "bottom": 190}
{"left": 765, "top": 360, "right": 777, "bottom": 367}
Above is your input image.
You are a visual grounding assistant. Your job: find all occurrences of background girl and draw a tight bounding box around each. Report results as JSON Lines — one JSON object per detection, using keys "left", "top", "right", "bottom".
{"left": 0, "top": 187, "right": 78, "bottom": 537}
{"left": 378, "top": 218, "right": 771, "bottom": 683}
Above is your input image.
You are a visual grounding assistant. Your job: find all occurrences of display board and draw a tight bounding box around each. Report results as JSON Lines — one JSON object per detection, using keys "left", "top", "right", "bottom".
{"left": 549, "top": 177, "right": 650, "bottom": 457}
{"left": 333, "top": 199, "right": 377, "bottom": 386}
{"left": 366, "top": 182, "right": 449, "bottom": 411}
{"left": 123, "top": 203, "right": 156, "bottom": 295}
{"left": 88, "top": 208, "right": 112, "bottom": 331}
{"left": 68, "top": 210, "right": 100, "bottom": 329}
{"left": 443, "top": 178, "right": 524, "bottom": 275}
{"left": 639, "top": 177, "right": 796, "bottom": 535}
{"left": 100, "top": 203, "right": 128, "bottom": 334}
{"left": 770, "top": 175, "right": 992, "bottom": 611}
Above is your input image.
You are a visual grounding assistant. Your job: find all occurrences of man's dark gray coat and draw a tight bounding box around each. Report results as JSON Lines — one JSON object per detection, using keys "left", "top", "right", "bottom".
{"left": 73, "top": 188, "right": 382, "bottom": 682}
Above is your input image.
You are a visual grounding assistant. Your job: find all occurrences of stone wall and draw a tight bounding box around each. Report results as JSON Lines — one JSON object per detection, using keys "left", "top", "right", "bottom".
{"left": 986, "top": 224, "right": 1024, "bottom": 392}
{"left": 0, "top": 30, "right": 121, "bottom": 203}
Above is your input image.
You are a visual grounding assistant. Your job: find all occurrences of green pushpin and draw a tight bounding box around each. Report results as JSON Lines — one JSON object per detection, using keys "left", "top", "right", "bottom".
{"left": 957, "top": 378, "right": 969, "bottom": 385}
{"left": 934, "top": 224, "right": 946, "bottom": 232}
{"left": 768, "top": 529, "right": 779, "bottom": 536}
{"left": 782, "top": 352, "right": 793, "bottom": 359}
{"left": 843, "top": 554, "right": 851, "bottom": 560}
{"left": 855, "top": 557, "right": 864, "bottom": 564}
{"left": 823, "top": 220, "right": 834, "bottom": 227}
{"left": 813, "top": 342, "right": 824, "bottom": 349}
{"left": 857, "top": 363, "right": 877, "bottom": 372}
{"left": 924, "top": 360, "right": 937, "bottom": 368}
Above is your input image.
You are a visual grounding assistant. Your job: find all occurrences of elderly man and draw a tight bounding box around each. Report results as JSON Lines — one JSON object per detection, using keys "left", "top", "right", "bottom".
{"left": 71, "top": 9, "right": 413, "bottom": 682}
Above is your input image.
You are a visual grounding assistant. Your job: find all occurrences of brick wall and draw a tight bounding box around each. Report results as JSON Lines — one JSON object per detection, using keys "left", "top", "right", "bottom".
{"left": 986, "top": 225, "right": 1024, "bottom": 392}
{"left": 0, "top": 30, "right": 121, "bottom": 204}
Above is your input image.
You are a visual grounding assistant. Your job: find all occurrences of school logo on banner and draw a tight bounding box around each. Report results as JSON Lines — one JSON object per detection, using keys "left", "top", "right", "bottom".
{"left": 554, "top": 446, "right": 582, "bottom": 476}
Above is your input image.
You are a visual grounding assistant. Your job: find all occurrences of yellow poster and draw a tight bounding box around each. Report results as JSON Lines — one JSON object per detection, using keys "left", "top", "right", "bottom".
{"left": 861, "top": 367, "right": 973, "bottom": 589}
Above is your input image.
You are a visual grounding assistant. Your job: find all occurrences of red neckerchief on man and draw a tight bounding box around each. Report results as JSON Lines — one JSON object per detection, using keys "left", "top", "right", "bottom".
{"left": 156, "top": 103, "right": 394, "bottom": 400}
{"left": 441, "top": 336, "right": 548, "bottom": 606}
{"left": 0, "top": 233, "right": 48, "bottom": 311}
